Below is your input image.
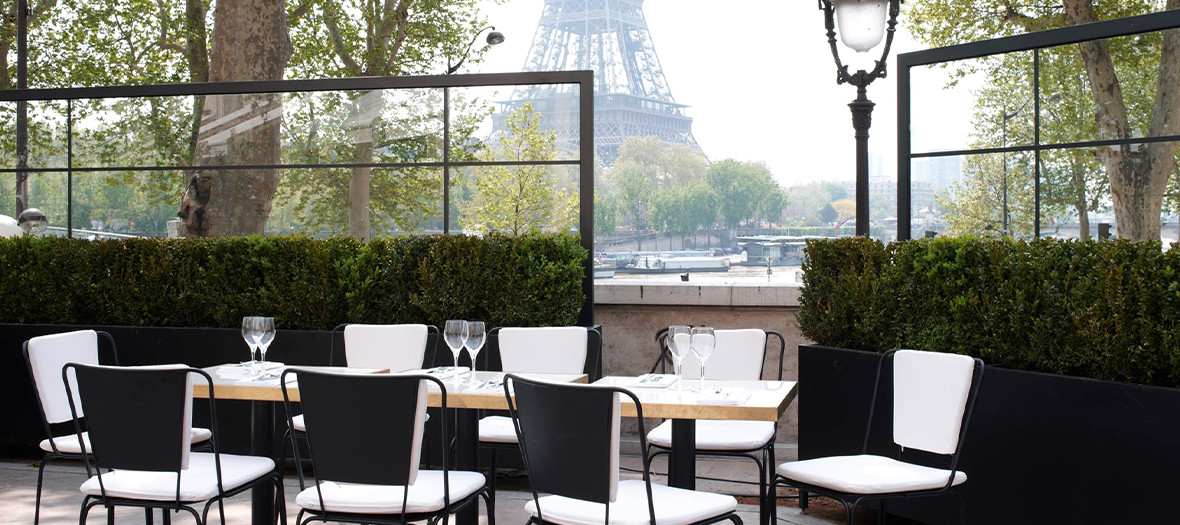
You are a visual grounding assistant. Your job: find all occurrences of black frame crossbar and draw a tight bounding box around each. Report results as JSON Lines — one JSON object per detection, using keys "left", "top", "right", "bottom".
{"left": 0, "top": 70, "right": 596, "bottom": 325}
{"left": 896, "top": 10, "right": 1180, "bottom": 239}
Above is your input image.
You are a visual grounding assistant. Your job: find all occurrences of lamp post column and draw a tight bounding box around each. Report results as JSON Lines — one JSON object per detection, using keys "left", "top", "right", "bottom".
{"left": 850, "top": 84, "right": 874, "bottom": 237}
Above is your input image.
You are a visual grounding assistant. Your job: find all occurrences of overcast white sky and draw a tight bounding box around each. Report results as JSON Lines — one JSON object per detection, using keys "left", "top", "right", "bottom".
{"left": 469, "top": 0, "right": 980, "bottom": 188}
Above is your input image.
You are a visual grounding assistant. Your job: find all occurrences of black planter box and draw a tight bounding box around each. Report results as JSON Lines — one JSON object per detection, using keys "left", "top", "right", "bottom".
{"left": 799, "top": 344, "right": 1180, "bottom": 524}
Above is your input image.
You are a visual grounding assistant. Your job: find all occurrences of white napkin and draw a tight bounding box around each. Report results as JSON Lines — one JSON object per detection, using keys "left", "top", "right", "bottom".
{"left": 423, "top": 366, "right": 470, "bottom": 379}
{"left": 695, "top": 388, "right": 752, "bottom": 405}
{"left": 216, "top": 362, "right": 284, "bottom": 380}
{"left": 629, "top": 374, "right": 680, "bottom": 388}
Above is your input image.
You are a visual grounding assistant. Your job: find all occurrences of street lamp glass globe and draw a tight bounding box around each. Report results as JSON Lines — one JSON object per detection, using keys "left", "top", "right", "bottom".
{"left": 833, "top": 0, "right": 889, "bottom": 53}
{"left": 486, "top": 31, "right": 505, "bottom": 46}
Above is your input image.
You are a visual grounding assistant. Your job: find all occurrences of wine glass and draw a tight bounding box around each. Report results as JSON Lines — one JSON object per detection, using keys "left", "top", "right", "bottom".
{"left": 690, "top": 327, "right": 716, "bottom": 392}
{"left": 443, "top": 320, "right": 469, "bottom": 379}
{"left": 666, "top": 325, "right": 691, "bottom": 390}
{"left": 241, "top": 316, "right": 261, "bottom": 371}
{"left": 255, "top": 317, "right": 276, "bottom": 376}
{"left": 464, "top": 322, "right": 486, "bottom": 385}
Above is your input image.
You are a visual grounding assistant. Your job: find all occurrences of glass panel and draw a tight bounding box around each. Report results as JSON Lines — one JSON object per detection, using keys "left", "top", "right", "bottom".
{"left": 461, "top": 84, "right": 581, "bottom": 162}
{"left": 909, "top": 52, "right": 1035, "bottom": 154}
{"left": 24, "top": 172, "right": 68, "bottom": 232}
{"left": 1037, "top": 147, "right": 1110, "bottom": 240}
{"left": 281, "top": 89, "right": 446, "bottom": 168}
{"left": 930, "top": 152, "right": 1036, "bottom": 238}
{"left": 453, "top": 163, "right": 579, "bottom": 236}
{"left": 273, "top": 166, "right": 444, "bottom": 237}
{"left": 71, "top": 97, "right": 198, "bottom": 170}
{"left": 1040, "top": 30, "right": 1180, "bottom": 146}
{"left": 26, "top": 101, "right": 70, "bottom": 170}
{"left": 0, "top": 172, "right": 16, "bottom": 218}
{"left": 69, "top": 171, "right": 184, "bottom": 238}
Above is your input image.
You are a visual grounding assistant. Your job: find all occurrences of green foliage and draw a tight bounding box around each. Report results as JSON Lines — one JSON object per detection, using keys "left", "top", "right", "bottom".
{"left": 0, "top": 234, "right": 586, "bottom": 329}
{"left": 705, "top": 159, "right": 780, "bottom": 228}
{"left": 462, "top": 103, "right": 577, "bottom": 236}
{"left": 799, "top": 237, "right": 1180, "bottom": 387}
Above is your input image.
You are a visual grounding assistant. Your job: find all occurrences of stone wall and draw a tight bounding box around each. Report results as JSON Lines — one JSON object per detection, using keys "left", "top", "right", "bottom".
{"left": 593, "top": 280, "right": 806, "bottom": 451}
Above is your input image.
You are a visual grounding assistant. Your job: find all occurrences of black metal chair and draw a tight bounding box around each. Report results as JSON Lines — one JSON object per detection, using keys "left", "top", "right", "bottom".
{"left": 646, "top": 328, "right": 786, "bottom": 525}
{"left": 287, "top": 323, "right": 440, "bottom": 489}
{"left": 478, "top": 326, "right": 604, "bottom": 500}
{"left": 22, "top": 330, "right": 213, "bottom": 525}
{"left": 772, "top": 349, "right": 985, "bottom": 525}
{"left": 281, "top": 368, "right": 492, "bottom": 525}
{"left": 504, "top": 373, "right": 743, "bottom": 525}
{"left": 63, "top": 363, "right": 285, "bottom": 525}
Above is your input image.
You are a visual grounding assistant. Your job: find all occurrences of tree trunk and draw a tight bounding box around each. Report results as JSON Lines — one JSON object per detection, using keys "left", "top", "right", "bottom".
{"left": 347, "top": 91, "right": 383, "bottom": 239}
{"left": 1065, "top": 0, "right": 1180, "bottom": 241}
{"left": 177, "top": 0, "right": 291, "bottom": 237}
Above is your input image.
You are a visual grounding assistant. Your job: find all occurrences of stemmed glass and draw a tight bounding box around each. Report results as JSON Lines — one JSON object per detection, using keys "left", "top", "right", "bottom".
{"left": 241, "top": 317, "right": 260, "bottom": 371}
{"left": 443, "top": 320, "right": 469, "bottom": 382}
{"left": 690, "top": 327, "right": 716, "bottom": 392}
{"left": 666, "top": 325, "right": 691, "bottom": 390}
{"left": 254, "top": 317, "right": 276, "bottom": 376}
{"left": 464, "top": 322, "right": 486, "bottom": 385}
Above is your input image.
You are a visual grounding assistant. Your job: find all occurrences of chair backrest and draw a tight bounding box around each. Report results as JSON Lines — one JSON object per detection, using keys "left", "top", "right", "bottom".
{"left": 498, "top": 327, "right": 588, "bottom": 374}
{"left": 64, "top": 364, "right": 195, "bottom": 473}
{"left": 678, "top": 329, "right": 768, "bottom": 380}
{"left": 283, "top": 369, "right": 432, "bottom": 486}
{"left": 891, "top": 349, "right": 981, "bottom": 455}
{"left": 506, "top": 375, "right": 623, "bottom": 505}
{"left": 25, "top": 330, "right": 103, "bottom": 424}
{"left": 341, "top": 324, "right": 432, "bottom": 372}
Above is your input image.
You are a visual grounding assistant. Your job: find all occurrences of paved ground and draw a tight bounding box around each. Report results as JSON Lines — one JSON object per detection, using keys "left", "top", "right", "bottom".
{"left": 0, "top": 454, "right": 837, "bottom": 524}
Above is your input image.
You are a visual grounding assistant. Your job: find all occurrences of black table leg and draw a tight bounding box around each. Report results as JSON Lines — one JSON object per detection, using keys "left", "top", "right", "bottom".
{"left": 455, "top": 408, "right": 479, "bottom": 525}
{"left": 668, "top": 419, "right": 696, "bottom": 490}
{"left": 252, "top": 400, "right": 276, "bottom": 524}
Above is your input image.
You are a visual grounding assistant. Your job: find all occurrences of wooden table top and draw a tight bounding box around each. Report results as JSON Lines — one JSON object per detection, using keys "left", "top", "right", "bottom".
{"left": 591, "top": 376, "right": 797, "bottom": 422}
{"left": 192, "top": 364, "right": 587, "bottom": 410}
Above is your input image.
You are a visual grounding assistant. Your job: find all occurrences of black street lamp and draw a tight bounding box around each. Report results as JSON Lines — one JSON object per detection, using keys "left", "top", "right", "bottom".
{"left": 446, "top": 26, "right": 505, "bottom": 75}
{"left": 818, "top": 0, "right": 902, "bottom": 237}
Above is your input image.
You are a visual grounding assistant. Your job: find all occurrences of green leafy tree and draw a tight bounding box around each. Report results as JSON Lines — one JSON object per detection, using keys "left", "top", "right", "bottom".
{"left": 705, "top": 159, "right": 781, "bottom": 228}
{"left": 909, "top": 0, "right": 1180, "bottom": 240}
{"left": 462, "top": 103, "right": 576, "bottom": 236}
{"left": 603, "top": 136, "right": 708, "bottom": 230}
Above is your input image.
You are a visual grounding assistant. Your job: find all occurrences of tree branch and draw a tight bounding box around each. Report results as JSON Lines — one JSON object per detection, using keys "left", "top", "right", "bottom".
{"left": 324, "top": 4, "right": 361, "bottom": 73}
{"left": 382, "top": 0, "right": 411, "bottom": 75}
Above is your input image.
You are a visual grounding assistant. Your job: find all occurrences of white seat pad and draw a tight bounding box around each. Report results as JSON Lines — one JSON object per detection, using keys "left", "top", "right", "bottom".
{"left": 776, "top": 454, "right": 966, "bottom": 495}
{"left": 295, "top": 470, "right": 486, "bottom": 514}
{"left": 79, "top": 452, "right": 275, "bottom": 502}
{"left": 293, "top": 413, "right": 427, "bottom": 433}
{"left": 525, "top": 479, "right": 736, "bottom": 525}
{"left": 43, "top": 427, "right": 213, "bottom": 455}
{"left": 647, "top": 420, "right": 775, "bottom": 451}
{"left": 478, "top": 416, "right": 518, "bottom": 444}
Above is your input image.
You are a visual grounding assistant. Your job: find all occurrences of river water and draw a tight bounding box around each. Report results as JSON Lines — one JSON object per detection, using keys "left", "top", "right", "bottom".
{"left": 598, "top": 263, "right": 804, "bottom": 285}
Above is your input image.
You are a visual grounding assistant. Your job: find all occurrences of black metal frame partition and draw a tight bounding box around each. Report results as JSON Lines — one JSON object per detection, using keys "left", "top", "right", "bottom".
{"left": 896, "top": 10, "right": 1180, "bottom": 240}
{"left": 0, "top": 71, "right": 596, "bottom": 325}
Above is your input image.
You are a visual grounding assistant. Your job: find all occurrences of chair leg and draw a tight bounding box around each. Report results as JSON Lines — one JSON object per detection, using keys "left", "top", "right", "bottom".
{"left": 162, "top": 510, "right": 172, "bottom": 525}
{"left": 953, "top": 490, "right": 968, "bottom": 525}
{"left": 488, "top": 447, "right": 497, "bottom": 506}
{"left": 146, "top": 507, "right": 155, "bottom": 525}
{"left": 34, "top": 454, "right": 50, "bottom": 525}
{"left": 107, "top": 506, "right": 115, "bottom": 525}
{"left": 842, "top": 499, "right": 855, "bottom": 525}
{"left": 751, "top": 453, "right": 766, "bottom": 525}
{"left": 800, "top": 489, "right": 809, "bottom": 513}
{"left": 877, "top": 499, "right": 886, "bottom": 525}
{"left": 275, "top": 474, "right": 288, "bottom": 525}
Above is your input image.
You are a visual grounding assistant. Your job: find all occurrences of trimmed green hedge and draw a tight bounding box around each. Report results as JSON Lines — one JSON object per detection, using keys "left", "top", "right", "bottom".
{"left": 799, "top": 237, "right": 1180, "bottom": 388}
{"left": 0, "top": 234, "right": 587, "bottom": 330}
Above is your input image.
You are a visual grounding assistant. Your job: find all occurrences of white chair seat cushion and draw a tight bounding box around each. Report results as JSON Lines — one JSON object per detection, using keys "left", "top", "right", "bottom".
{"left": 525, "top": 479, "right": 736, "bottom": 525}
{"left": 647, "top": 420, "right": 775, "bottom": 451}
{"left": 478, "top": 415, "right": 518, "bottom": 444}
{"left": 293, "top": 413, "right": 427, "bottom": 433}
{"left": 294, "top": 470, "right": 486, "bottom": 514}
{"left": 79, "top": 452, "right": 275, "bottom": 502}
{"left": 776, "top": 454, "right": 966, "bottom": 495}
{"left": 43, "top": 427, "right": 213, "bottom": 455}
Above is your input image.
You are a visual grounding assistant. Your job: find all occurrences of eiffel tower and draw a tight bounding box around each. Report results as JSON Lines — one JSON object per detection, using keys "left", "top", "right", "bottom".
{"left": 494, "top": 0, "right": 702, "bottom": 164}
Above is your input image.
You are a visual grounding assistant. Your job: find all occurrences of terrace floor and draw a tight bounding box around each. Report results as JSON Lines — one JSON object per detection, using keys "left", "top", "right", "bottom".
{"left": 0, "top": 453, "right": 842, "bottom": 524}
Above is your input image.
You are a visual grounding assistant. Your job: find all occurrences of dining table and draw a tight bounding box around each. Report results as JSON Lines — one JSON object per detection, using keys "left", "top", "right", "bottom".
{"left": 193, "top": 366, "right": 796, "bottom": 525}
